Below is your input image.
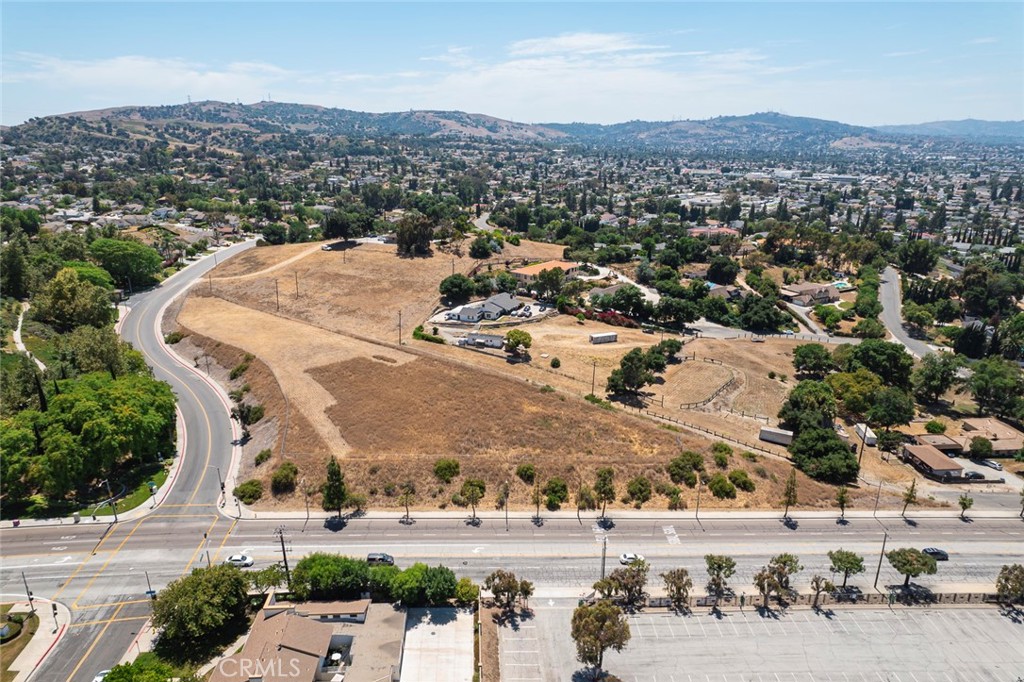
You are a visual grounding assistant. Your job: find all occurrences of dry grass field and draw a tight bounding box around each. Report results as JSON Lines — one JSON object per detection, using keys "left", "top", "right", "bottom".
{"left": 167, "top": 242, "right": 889, "bottom": 511}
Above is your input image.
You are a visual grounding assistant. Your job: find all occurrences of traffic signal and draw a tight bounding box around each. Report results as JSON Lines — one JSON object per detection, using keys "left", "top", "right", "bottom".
{"left": 51, "top": 603, "right": 58, "bottom": 616}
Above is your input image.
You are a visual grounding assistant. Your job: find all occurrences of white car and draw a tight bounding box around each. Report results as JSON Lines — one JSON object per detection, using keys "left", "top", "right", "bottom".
{"left": 225, "top": 554, "right": 254, "bottom": 568}
{"left": 619, "top": 552, "right": 645, "bottom": 565}
{"left": 92, "top": 672, "right": 111, "bottom": 682}
{"left": 980, "top": 459, "right": 1003, "bottom": 471}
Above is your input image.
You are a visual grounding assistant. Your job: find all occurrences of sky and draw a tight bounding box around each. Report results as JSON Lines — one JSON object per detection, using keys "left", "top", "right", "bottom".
{"left": 2, "top": 2, "right": 1023, "bottom": 127}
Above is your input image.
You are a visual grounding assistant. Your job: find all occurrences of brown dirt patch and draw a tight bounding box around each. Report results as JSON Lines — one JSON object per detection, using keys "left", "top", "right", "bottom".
{"left": 650, "top": 360, "right": 734, "bottom": 408}
{"left": 479, "top": 606, "right": 501, "bottom": 682}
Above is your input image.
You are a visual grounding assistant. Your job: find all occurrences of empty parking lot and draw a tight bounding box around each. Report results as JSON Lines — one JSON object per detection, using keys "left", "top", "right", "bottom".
{"left": 500, "top": 604, "right": 1024, "bottom": 682}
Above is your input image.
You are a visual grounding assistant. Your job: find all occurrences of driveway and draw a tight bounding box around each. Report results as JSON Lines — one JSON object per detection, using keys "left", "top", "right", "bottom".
{"left": 880, "top": 266, "right": 934, "bottom": 358}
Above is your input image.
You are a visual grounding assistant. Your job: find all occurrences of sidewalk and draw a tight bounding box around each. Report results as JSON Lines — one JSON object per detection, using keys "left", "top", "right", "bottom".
{"left": 0, "top": 594, "right": 71, "bottom": 682}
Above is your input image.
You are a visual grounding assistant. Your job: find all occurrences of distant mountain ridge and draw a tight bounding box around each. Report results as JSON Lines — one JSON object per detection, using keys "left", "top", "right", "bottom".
{"left": 874, "top": 119, "right": 1024, "bottom": 142}
{"left": 8, "top": 101, "right": 1023, "bottom": 152}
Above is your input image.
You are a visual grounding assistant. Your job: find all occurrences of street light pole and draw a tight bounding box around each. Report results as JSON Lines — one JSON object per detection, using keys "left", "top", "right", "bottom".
{"left": 873, "top": 531, "right": 889, "bottom": 590}
{"left": 695, "top": 477, "right": 702, "bottom": 521}
{"left": 101, "top": 478, "right": 118, "bottom": 523}
{"left": 209, "top": 465, "right": 224, "bottom": 505}
{"left": 21, "top": 572, "right": 35, "bottom": 615}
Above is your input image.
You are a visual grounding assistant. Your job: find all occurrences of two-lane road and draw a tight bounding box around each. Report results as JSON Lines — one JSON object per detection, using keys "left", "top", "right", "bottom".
{"left": 880, "top": 265, "right": 933, "bottom": 358}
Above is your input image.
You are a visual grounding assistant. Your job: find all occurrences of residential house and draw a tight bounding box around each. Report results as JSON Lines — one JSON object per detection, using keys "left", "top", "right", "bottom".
{"left": 902, "top": 444, "right": 964, "bottom": 478}
{"left": 455, "top": 293, "right": 522, "bottom": 323}
{"left": 779, "top": 282, "right": 840, "bottom": 307}
{"left": 958, "top": 417, "right": 1024, "bottom": 455}
{"left": 509, "top": 260, "right": 581, "bottom": 287}
{"left": 707, "top": 285, "right": 749, "bottom": 302}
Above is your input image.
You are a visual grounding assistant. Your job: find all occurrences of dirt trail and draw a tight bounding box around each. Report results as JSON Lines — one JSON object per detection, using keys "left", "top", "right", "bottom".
{"left": 215, "top": 242, "right": 326, "bottom": 281}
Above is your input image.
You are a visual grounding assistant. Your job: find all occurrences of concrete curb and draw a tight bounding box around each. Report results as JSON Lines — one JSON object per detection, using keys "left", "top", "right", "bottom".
{"left": 0, "top": 593, "right": 72, "bottom": 682}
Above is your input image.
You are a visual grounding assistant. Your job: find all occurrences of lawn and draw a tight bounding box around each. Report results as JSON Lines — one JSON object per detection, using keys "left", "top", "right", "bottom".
{"left": 19, "top": 334, "right": 56, "bottom": 367}
{"left": 0, "top": 605, "right": 40, "bottom": 682}
{"left": 88, "top": 462, "right": 169, "bottom": 518}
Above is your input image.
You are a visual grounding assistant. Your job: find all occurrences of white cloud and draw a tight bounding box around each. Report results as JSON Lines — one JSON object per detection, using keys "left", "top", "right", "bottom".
{"left": 508, "top": 32, "right": 663, "bottom": 57}
{"left": 421, "top": 46, "right": 474, "bottom": 68}
{"left": 883, "top": 50, "right": 927, "bottom": 58}
{"left": 966, "top": 37, "right": 998, "bottom": 45}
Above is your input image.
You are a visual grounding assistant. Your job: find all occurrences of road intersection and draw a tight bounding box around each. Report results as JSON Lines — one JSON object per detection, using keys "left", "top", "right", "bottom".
{"left": 1, "top": 244, "right": 1021, "bottom": 682}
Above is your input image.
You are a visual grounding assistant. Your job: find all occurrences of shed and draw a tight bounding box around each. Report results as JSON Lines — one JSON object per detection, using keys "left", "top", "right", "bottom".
{"left": 589, "top": 332, "right": 618, "bottom": 344}
{"left": 915, "top": 434, "right": 962, "bottom": 453}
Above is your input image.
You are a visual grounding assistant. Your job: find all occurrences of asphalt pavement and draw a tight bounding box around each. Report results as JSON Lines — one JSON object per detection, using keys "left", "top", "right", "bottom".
{"left": 880, "top": 265, "right": 934, "bottom": 358}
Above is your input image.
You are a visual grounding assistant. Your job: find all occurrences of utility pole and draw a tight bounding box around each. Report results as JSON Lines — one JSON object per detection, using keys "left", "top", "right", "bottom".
{"left": 504, "top": 481, "right": 509, "bottom": 532}
{"left": 591, "top": 360, "right": 597, "bottom": 395}
{"left": 275, "top": 279, "right": 280, "bottom": 310}
{"left": 873, "top": 480, "right": 883, "bottom": 517}
{"left": 275, "top": 526, "right": 291, "bottom": 586}
{"left": 858, "top": 431, "right": 867, "bottom": 467}
{"left": 874, "top": 531, "right": 889, "bottom": 590}
{"left": 600, "top": 536, "right": 608, "bottom": 579}
{"left": 21, "top": 572, "right": 35, "bottom": 614}
{"left": 398, "top": 311, "right": 403, "bottom": 344}
{"left": 294, "top": 271, "right": 299, "bottom": 298}
{"left": 208, "top": 273, "right": 213, "bottom": 294}
{"left": 695, "top": 477, "right": 702, "bottom": 521}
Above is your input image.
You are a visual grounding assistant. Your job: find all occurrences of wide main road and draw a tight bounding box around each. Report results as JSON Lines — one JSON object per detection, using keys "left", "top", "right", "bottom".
{"left": 0, "top": 243, "right": 254, "bottom": 682}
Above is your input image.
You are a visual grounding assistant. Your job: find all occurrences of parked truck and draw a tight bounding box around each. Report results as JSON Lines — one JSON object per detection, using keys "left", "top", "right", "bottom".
{"left": 759, "top": 427, "right": 794, "bottom": 446}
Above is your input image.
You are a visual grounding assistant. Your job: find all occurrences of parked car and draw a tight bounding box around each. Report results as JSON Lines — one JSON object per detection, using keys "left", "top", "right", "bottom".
{"left": 980, "top": 459, "right": 1003, "bottom": 471}
{"left": 92, "top": 672, "right": 111, "bottom": 682}
{"left": 367, "top": 552, "right": 395, "bottom": 566}
{"left": 922, "top": 547, "right": 949, "bottom": 561}
{"left": 964, "top": 471, "right": 985, "bottom": 480}
{"left": 619, "top": 552, "right": 644, "bottom": 565}
{"left": 224, "top": 554, "right": 254, "bottom": 567}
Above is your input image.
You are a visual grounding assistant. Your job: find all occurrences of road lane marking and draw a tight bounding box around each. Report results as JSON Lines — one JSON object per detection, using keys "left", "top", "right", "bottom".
{"left": 70, "top": 614, "right": 149, "bottom": 627}
{"left": 212, "top": 518, "right": 238, "bottom": 563}
{"left": 184, "top": 516, "right": 222, "bottom": 573}
{"left": 71, "top": 518, "right": 148, "bottom": 609}
{"left": 65, "top": 602, "right": 124, "bottom": 682}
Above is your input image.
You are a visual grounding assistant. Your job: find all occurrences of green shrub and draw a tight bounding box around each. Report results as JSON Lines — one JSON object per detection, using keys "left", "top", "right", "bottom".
{"left": 626, "top": 476, "right": 652, "bottom": 507}
{"left": 433, "top": 458, "right": 460, "bottom": 483}
{"left": 707, "top": 473, "right": 737, "bottom": 499}
{"left": 540, "top": 385, "right": 555, "bottom": 393}
{"left": 454, "top": 577, "right": 480, "bottom": 606}
{"left": 233, "top": 479, "right": 264, "bottom": 504}
{"left": 543, "top": 477, "right": 569, "bottom": 507}
{"left": 714, "top": 452, "right": 729, "bottom": 468}
{"left": 728, "top": 469, "right": 756, "bottom": 493}
{"left": 584, "top": 394, "right": 614, "bottom": 410}
{"left": 229, "top": 356, "right": 252, "bottom": 380}
{"left": 248, "top": 404, "right": 265, "bottom": 424}
{"left": 228, "top": 384, "right": 251, "bottom": 402}
{"left": 255, "top": 449, "right": 272, "bottom": 466}
{"left": 271, "top": 461, "right": 298, "bottom": 495}
{"left": 741, "top": 451, "right": 758, "bottom": 462}
{"left": 550, "top": 357, "right": 561, "bottom": 368}
{"left": 413, "top": 325, "right": 445, "bottom": 344}
{"left": 925, "top": 420, "right": 946, "bottom": 434}
{"left": 753, "top": 465, "right": 769, "bottom": 478}
{"left": 667, "top": 491, "right": 686, "bottom": 510}
{"left": 768, "top": 371, "right": 776, "bottom": 379}
{"left": 451, "top": 492, "right": 467, "bottom": 507}
{"left": 667, "top": 450, "right": 705, "bottom": 486}
{"left": 384, "top": 483, "right": 397, "bottom": 496}
{"left": 712, "top": 442, "right": 733, "bottom": 457}
{"left": 516, "top": 463, "right": 536, "bottom": 485}
{"left": 164, "top": 331, "right": 186, "bottom": 344}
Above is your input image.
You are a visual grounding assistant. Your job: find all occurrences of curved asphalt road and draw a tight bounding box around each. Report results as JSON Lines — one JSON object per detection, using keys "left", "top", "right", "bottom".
{"left": 119, "top": 242, "right": 255, "bottom": 510}
{"left": 880, "top": 266, "right": 933, "bottom": 358}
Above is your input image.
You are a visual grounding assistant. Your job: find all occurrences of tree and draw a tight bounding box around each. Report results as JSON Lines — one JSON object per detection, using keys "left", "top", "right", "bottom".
{"left": 534, "top": 267, "right": 566, "bottom": 299}
{"left": 399, "top": 481, "right": 415, "bottom": 522}
{"left": 291, "top": 553, "right": 369, "bottom": 601}
{"left": 778, "top": 380, "right": 837, "bottom": 434}
{"left": 963, "top": 356, "right": 1024, "bottom": 417}
{"left": 826, "top": 369, "right": 883, "bottom": 420}
{"left": 594, "top": 559, "right": 649, "bottom": 606}
{"left": 846, "top": 339, "right": 915, "bottom": 390}
{"left": 261, "top": 223, "right": 287, "bottom": 245}
{"left": 606, "top": 347, "right": 655, "bottom": 394}
{"left": 912, "top": 352, "right": 965, "bottom": 403}
{"left": 395, "top": 210, "right": 434, "bottom": 256}
{"left": 104, "top": 657, "right": 182, "bottom": 682}
{"left": 704, "top": 554, "right": 736, "bottom": 606}
{"left": 789, "top": 427, "right": 859, "bottom": 483}
{"left": 887, "top": 548, "right": 938, "bottom": 587}
{"left": 249, "top": 564, "right": 286, "bottom": 596}
{"left": 896, "top": 239, "right": 939, "bottom": 275}
{"left": 902, "top": 302, "right": 934, "bottom": 331}
{"left": 594, "top": 467, "right": 616, "bottom": 519}
{"left": 958, "top": 492, "right": 974, "bottom": 519}
{"left": 866, "top": 387, "right": 915, "bottom": 438}
{"left": 828, "top": 549, "right": 865, "bottom": 588}
{"left": 439, "top": 274, "right": 475, "bottom": 303}
{"left": 768, "top": 553, "right": 802, "bottom": 598}
{"left": 739, "top": 296, "right": 789, "bottom": 332}
{"left": 455, "top": 577, "right": 480, "bottom": 606}
{"left": 852, "top": 318, "right": 886, "bottom": 339}
{"left": 901, "top": 479, "right": 917, "bottom": 517}
{"left": 152, "top": 564, "right": 248, "bottom": 648}
{"left": 810, "top": 574, "right": 835, "bottom": 610}
{"left": 835, "top": 485, "right": 850, "bottom": 519}
{"left": 469, "top": 236, "right": 492, "bottom": 259}
{"left": 485, "top": 569, "right": 526, "bottom": 614}
{"left": 33, "top": 267, "right": 115, "bottom": 332}
{"left": 321, "top": 457, "right": 346, "bottom": 518}
{"left": 461, "top": 479, "right": 486, "bottom": 521}
{"left": 782, "top": 469, "right": 798, "bottom": 518}
{"left": 661, "top": 568, "right": 693, "bottom": 611}
{"left": 792, "top": 343, "right": 835, "bottom": 378}
{"left": 503, "top": 329, "right": 532, "bottom": 355}
{"left": 707, "top": 255, "right": 740, "bottom": 286}
{"left": 88, "top": 237, "right": 163, "bottom": 285}
{"left": 571, "top": 600, "right": 631, "bottom": 678}
{"left": 423, "top": 565, "right": 458, "bottom": 605}
{"left": 995, "top": 564, "right": 1024, "bottom": 605}
{"left": 753, "top": 566, "right": 778, "bottom": 609}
